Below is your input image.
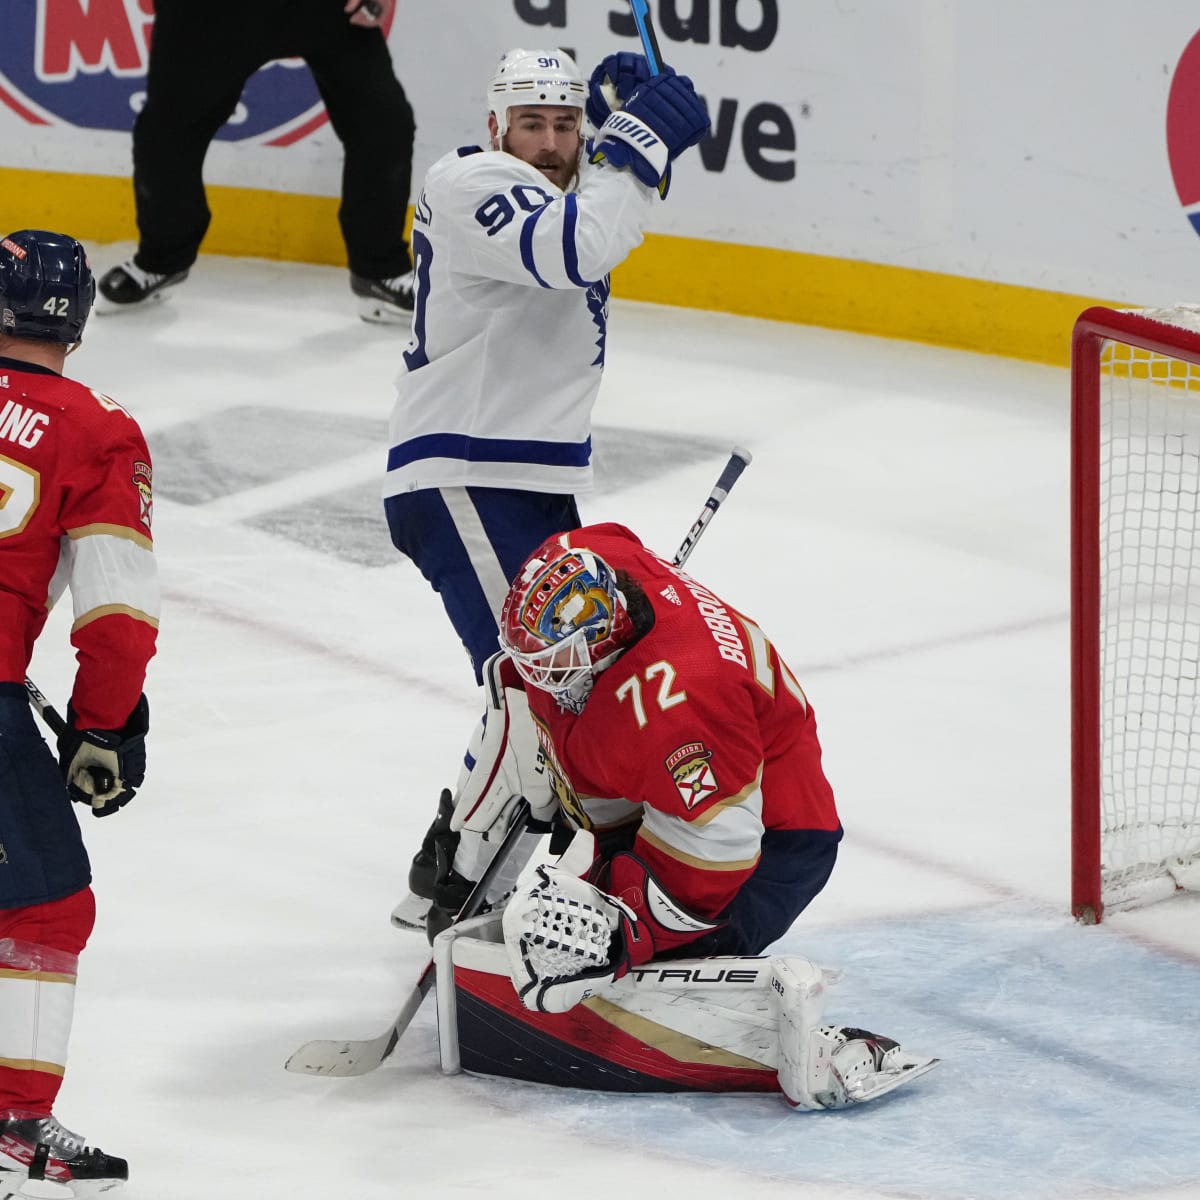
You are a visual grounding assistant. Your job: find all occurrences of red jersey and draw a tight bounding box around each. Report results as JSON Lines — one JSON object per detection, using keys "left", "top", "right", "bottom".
{"left": 524, "top": 523, "right": 840, "bottom": 921}
{"left": 0, "top": 357, "right": 158, "bottom": 729}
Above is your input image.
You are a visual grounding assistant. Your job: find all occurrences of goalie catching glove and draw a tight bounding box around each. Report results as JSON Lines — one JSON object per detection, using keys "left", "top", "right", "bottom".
{"left": 502, "top": 841, "right": 727, "bottom": 1013}
{"left": 56, "top": 693, "right": 149, "bottom": 817}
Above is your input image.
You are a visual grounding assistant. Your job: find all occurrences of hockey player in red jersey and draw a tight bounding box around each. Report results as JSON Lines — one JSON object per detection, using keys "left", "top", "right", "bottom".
{"left": 435, "top": 522, "right": 937, "bottom": 1108}
{"left": 494, "top": 522, "right": 843, "bottom": 980}
{"left": 0, "top": 230, "right": 158, "bottom": 1193}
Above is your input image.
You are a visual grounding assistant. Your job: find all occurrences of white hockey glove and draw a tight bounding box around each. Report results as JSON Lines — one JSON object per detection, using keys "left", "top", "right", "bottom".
{"left": 503, "top": 861, "right": 632, "bottom": 1014}
{"left": 503, "top": 844, "right": 725, "bottom": 1014}
{"left": 451, "top": 653, "right": 557, "bottom": 839}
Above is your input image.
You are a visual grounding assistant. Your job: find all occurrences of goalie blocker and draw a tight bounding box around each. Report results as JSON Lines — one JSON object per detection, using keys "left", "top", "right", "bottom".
{"left": 432, "top": 912, "right": 938, "bottom": 1109}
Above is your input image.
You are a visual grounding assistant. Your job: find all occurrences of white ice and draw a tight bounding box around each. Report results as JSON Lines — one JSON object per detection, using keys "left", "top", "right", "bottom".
{"left": 25, "top": 249, "right": 1200, "bottom": 1200}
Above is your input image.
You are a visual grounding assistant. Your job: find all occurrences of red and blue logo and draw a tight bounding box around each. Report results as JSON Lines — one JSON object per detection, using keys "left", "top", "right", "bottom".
{"left": 1168, "top": 29, "right": 1200, "bottom": 235}
{"left": 0, "top": 0, "right": 390, "bottom": 146}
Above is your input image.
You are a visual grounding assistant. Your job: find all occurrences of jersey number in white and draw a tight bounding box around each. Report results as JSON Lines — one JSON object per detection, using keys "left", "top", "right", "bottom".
{"left": 614, "top": 660, "right": 687, "bottom": 730}
{"left": 0, "top": 454, "right": 40, "bottom": 539}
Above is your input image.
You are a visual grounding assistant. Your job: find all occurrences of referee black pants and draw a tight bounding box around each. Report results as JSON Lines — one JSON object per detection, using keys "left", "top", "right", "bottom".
{"left": 131, "top": 0, "right": 415, "bottom": 280}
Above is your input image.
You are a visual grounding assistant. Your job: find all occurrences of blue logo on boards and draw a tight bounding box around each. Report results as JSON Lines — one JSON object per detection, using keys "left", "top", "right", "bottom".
{"left": 0, "top": 0, "right": 341, "bottom": 145}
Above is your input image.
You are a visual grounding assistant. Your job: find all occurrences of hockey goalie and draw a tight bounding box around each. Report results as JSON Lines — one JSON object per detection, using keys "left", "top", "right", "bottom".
{"left": 415, "top": 524, "right": 938, "bottom": 1110}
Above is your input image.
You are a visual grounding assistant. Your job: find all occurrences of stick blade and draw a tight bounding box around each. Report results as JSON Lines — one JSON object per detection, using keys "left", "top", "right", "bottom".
{"left": 284, "top": 1028, "right": 398, "bottom": 1077}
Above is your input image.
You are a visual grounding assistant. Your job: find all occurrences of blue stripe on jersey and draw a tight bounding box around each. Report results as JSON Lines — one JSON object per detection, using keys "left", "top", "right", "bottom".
{"left": 387, "top": 432, "right": 592, "bottom": 471}
{"left": 561, "top": 194, "right": 597, "bottom": 288}
{"left": 519, "top": 205, "right": 553, "bottom": 288}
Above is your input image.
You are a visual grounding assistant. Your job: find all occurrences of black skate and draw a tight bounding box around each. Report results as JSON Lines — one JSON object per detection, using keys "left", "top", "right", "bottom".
{"left": 97, "top": 260, "right": 188, "bottom": 311}
{"left": 350, "top": 270, "right": 414, "bottom": 324}
{"left": 390, "top": 788, "right": 473, "bottom": 940}
{"left": 0, "top": 1113, "right": 127, "bottom": 1197}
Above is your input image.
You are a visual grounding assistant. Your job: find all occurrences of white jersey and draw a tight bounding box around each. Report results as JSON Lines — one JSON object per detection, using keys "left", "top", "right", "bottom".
{"left": 383, "top": 145, "right": 655, "bottom": 497}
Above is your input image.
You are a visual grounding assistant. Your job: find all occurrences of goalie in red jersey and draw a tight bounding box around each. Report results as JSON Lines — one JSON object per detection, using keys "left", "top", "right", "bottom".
{"left": 0, "top": 230, "right": 158, "bottom": 1192}
{"left": 434, "top": 521, "right": 936, "bottom": 1109}
{"left": 486, "top": 521, "right": 843, "bottom": 1002}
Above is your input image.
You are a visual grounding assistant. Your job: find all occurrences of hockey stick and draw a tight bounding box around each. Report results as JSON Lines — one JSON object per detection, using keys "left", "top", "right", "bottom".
{"left": 629, "top": 0, "right": 665, "bottom": 75}
{"left": 673, "top": 446, "right": 752, "bottom": 567}
{"left": 24, "top": 677, "right": 115, "bottom": 795}
{"left": 284, "top": 797, "right": 533, "bottom": 1077}
{"left": 284, "top": 447, "right": 753, "bottom": 1077}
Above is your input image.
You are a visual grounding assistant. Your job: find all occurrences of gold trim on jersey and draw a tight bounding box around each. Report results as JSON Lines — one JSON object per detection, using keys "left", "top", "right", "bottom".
{"left": 0, "top": 1056, "right": 66, "bottom": 1077}
{"left": 637, "top": 824, "right": 761, "bottom": 873}
{"left": 68, "top": 522, "right": 154, "bottom": 552}
{"left": 685, "top": 767, "right": 764, "bottom": 827}
{"left": 72, "top": 603, "right": 160, "bottom": 632}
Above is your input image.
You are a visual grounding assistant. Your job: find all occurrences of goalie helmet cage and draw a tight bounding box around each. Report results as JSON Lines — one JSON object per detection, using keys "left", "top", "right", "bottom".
{"left": 1071, "top": 304, "right": 1200, "bottom": 922}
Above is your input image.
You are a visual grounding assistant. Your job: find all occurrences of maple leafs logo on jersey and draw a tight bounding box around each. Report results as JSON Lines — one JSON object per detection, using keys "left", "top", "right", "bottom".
{"left": 660, "top": 584, "right": 682, "bottom": 605}
{"left": 665, "top": 741, "right": 719, "bottom": 810}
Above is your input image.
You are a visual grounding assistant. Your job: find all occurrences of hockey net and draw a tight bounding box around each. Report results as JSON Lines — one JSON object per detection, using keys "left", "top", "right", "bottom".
{"left": 1072, "top": 305, "right": 1200, "bottom": 921}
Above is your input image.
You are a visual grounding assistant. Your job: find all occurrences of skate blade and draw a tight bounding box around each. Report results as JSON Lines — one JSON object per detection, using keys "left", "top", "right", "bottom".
{"left": 356, "top": 297, "right": 411, "bottom": 326}
{"left": 390, "top": 893, "right": 431, "bottom": 931}
{"left": 94, "top": 290, "right": 174, "bottom": 317}
{"left": 848, "top": 1054, "right": 940, "bottom": 1104}
{"left": 0, "top": 1173, "right": 125, "bottom": 1200}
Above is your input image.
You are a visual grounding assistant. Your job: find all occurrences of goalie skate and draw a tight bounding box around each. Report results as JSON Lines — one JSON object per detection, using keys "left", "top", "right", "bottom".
{"left": 0, "top": 1114, "right": 127, "bottom": 1199}
{"left": 807, "top": 1026, "right": 939, "bottom": 1109}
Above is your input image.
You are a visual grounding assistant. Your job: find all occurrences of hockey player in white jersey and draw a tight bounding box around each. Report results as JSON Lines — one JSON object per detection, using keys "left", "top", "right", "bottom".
{"left": 383, "top": 47, "right": 710, "bottom": 934}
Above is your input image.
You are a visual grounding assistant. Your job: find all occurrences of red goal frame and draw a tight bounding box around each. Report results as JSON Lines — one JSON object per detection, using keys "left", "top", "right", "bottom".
{"left": 1070, "top": 305, "right": 1200, "bottom": 922}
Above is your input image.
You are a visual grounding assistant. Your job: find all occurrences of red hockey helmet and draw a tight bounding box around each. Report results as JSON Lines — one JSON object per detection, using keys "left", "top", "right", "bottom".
{"left": 500, "top": 542, "right": 635, "bottom": 713}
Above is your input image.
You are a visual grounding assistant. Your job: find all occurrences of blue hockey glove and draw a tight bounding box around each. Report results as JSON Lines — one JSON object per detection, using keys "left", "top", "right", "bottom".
{"left": 57, "top": 694, "right": 149, "bottom": 817}
{"left": 590, "top": 72, "right": 710, "bottom": 191}
{"left": 585, "top": 52, "right": 667, "bottom": 129}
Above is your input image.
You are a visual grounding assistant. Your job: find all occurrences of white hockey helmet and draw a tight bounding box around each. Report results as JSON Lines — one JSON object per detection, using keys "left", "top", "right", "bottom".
{"left": 488, "top": 48, "right": 587, "bottom": 138}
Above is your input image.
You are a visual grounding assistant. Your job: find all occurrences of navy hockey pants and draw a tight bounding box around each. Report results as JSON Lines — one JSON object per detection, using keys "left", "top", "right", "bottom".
{"left": 385, "top": 486, "right": 581, "bottom": 683}
{"left": 0, "top": 684, "right": 92, "bottom": 909}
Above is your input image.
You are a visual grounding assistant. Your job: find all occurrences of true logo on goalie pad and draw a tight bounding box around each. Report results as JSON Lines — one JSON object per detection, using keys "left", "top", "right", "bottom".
{"left": 666, "top": 741, "right": 718, "bottom": 809}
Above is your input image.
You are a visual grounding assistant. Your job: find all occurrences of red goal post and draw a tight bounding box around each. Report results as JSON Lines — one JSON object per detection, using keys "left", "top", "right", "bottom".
{"left": 1071, "top": 305, "right": 1200, "bottom": 922}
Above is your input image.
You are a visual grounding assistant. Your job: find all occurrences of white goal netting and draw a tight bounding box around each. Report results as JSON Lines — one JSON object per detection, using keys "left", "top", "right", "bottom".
{"left": 1095, "top": 305, "right": 1200, "bottom": 910}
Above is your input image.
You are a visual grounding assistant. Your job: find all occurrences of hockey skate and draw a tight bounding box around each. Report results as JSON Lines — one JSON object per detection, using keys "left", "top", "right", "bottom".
{"left": 0, "top": 1113, "right": 127, "bottom": 1198}
{"left": 771, "top": 960, "right": 938, "bottom": 1109}
{"left": 394, "top": 788, "right": 472, "bottom": 939}
{"left": 96, "top": 261, "right": 188, "bottom": 311}
{"left": 350, "top": 270, "right": 414, "bottom": 324}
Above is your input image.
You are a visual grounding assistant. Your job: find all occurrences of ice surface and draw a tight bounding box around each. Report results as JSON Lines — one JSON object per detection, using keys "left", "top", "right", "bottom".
{"left": 21, "top": 249, "right": 1198, "bottom": 1200}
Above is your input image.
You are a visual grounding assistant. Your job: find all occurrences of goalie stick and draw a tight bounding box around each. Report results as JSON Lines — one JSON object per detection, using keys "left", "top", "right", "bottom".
{"left": 284, "top": 446, "right": 753, "bottom": 1077}
{"left": 673, "top": 446, "right": 752, "bottom": 568}
{"left": 285, "top": 798, "right": 533, "bottom": 1076}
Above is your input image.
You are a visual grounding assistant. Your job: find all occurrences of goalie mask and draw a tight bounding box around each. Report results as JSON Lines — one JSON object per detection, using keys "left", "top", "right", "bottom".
{"left": 500, "top": 544, "right": 635, "bottom": 714}
{"left": 488, "top": 48, "right": 588, "bottom": 138}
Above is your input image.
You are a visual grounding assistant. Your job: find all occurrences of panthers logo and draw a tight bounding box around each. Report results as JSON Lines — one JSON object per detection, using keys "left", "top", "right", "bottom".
{"left": 518, "top": 554, "right": 614, "bottom": 647}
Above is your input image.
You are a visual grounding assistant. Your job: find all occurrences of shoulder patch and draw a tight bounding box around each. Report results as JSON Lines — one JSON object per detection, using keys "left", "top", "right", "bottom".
{"left": 456, "top": 145, "right": 486, "bottom": 157}
{"left": 665, "top": 741, "right": 719, "bottom": 810}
